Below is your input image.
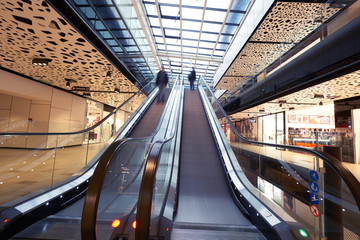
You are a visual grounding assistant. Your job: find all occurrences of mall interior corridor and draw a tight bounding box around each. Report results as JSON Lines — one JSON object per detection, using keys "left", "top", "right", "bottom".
{"left": 1, "top": 0, "right": 360, "bottom": 239}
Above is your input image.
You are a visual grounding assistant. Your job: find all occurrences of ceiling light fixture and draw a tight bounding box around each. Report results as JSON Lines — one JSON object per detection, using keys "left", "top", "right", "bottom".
{"left": 66, "top": 81, "right": 70, "bottom": 88}
{"left": 106, "top": 71, "right": 112, "bottom": 79}
{"left": 32, "top": 58, "right": 52, "bottom": 66}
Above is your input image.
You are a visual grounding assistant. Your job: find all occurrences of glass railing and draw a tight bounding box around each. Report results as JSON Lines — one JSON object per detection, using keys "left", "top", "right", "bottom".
{"left": 199, "top": 77, "right": 360, "bottom": 240}
{"left": 81, "top": 77, "right": 183, "bottom": 240}
{"left": 220, "top": 0, "right": 353, "bottom": 103}
{"left": 0, "top": 80, "right": 156, "bottom": 207}
{"left": 86, "top": 137, "right": 152, "bottom": 240}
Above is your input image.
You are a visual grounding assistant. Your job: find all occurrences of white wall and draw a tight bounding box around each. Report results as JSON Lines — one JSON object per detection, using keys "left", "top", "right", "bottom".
{"left": 0, "top": 70, "right": 86, "bottom": 149}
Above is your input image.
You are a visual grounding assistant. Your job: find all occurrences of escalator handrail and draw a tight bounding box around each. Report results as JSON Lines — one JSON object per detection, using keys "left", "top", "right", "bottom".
{"left": 81, "top": 78, "right": 181, "bottom": 240}
{"left": 135, "top": 140, "right": 166, "bottom": 240}
{"left": 0, "top": 79, "right": 156, "bottom": 136}
{"left": 135, "top": 85, "right": 183, "bottom": 240}
{"left": 199, "top": 77, "right": 360, "bottom": 210}
{"left": 81, "top": 138, "right": 137, "bottom": 240}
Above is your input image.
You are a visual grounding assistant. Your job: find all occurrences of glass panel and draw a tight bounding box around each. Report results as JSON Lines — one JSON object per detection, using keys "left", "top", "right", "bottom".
{"left": 149, "top": 139, "right": 174, "bottom": 233}
{"left": 95, "top": 138, "right": 152, "bottom": 239}
{"left": 232, "top": 0, "right": 251, "bottom": 11}
{"left": 206, "top": 0, "right": 231, "bottom": 9}
{"left": 164, "top": 29, "right": 180, "bottom": 37}
{"left": 182, "top": 39, "right": 198, "bottom": 47}
{"left": 182, "top": 7, "right": 203, "bottom": 20}
{"left": 204, "top": 9, "right": 226, "bottom": 22}
{"left": 0, "top": 81, "right": 155, "bottom": 206}
{"left": 80, "top": 7, "right": 96, "bottom": 18}
{"left": 182, "top": 31, "right": 200, "bottom": 40}
{"left": 160, "top": 5, "right": 179, "bottom": 17}
{"left": 152, "top": 27, "right": 162, "bottom": 36}
{"left": 223, "top": 24, "right": 237, "bottom": 35}
{"left": 200, "top": 32, "right": 218, "bottom": 41}
{"left": 182, "top": 20, "right": 201, "bottom": 31}
{"left": 227, "top": 12, "right": 243, "bottom": 24}
{"left": 198, "top": 41, "right": 215, "bottom": 49}
{"left": 97, "top": 7, "right": 121, "bottom": 19}
{"left": 144, "top": 3, "right": 157, "bottom": 15}
{"left": 162, "top": 19, "right": 180, "bottom": 29}
{"left": 183, "top": 0, "right": 205, "bottom": 7}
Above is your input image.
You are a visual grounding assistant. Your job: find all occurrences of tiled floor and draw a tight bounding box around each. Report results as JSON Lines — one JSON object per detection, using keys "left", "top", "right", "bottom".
{"left": 0, "top": 143, "right": 104, "bottom": 205}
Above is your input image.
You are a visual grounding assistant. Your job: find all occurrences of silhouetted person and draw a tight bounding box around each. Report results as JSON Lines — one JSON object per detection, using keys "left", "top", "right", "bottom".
{"left": 188, "top": 67, "right": 196, "bottom": 90}
{"left": 156, "top": 65, "right": 168, "bottom": 102}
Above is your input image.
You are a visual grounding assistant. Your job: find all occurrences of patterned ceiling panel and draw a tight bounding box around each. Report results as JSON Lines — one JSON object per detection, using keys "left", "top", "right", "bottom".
{"left": 215, "top": 1, "right": 340, "bottom": 91}
{"left": 230, "top": 69, "right": 360, "bottom": 120}
{"left": 0, "top": 0, "right": 144, "bottom": 108}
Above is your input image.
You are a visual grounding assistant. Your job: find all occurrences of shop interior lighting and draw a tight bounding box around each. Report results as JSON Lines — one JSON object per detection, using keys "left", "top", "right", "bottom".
{"left": 114, "top": 88, "right": 120, "bottom": 93}
{"left": 32, "top": 58, "right": 52, "bottom": 66}
{"left": 106, "top": 71, "right": 111, "bottom": 79}
{"left": 83, "top": 92, "right": 91, "bottom": 97}
{"left": 66, "top": 81, "right": 70, "bottom": 88}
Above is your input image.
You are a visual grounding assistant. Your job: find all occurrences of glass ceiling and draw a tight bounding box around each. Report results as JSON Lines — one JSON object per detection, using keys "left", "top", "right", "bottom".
{"left": 68, "top": 0, "right": 252, "bottom": 85}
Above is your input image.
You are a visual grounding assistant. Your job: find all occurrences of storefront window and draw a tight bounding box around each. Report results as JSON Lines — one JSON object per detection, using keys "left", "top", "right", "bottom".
{"left": 85, "top": 100, "right": 103, "bottom": 144}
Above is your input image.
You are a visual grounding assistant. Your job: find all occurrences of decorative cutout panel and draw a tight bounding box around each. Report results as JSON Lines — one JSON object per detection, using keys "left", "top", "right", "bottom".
{"left": 0, "top": 0, "right": 144, "bottom": 108}
{"left": 216, "top": 1, "right": 340, "bottom": 91}
{"left": 230, "top": 70, "right": 360, "bottom": 120}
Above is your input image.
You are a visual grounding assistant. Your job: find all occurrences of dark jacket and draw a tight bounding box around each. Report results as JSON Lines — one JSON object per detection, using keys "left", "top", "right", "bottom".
{"left": 156, "top": 70, "right": 168, "bottom": 86}
{"left": 189, "top": 69, "right": 196, "bottom": 82}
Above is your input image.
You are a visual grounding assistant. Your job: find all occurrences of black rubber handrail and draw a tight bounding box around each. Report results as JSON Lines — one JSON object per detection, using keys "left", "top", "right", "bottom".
{"left": 135, "top": 140, "right": 165, "bottom": 240}
{"left": 81, "top": 138, "right": 136, "bottom": 239}
{"left": 200, "top": 78, "right": 360, "bottom": 211}
{"left": 0, "top": 79, "right": 155, "bottom": 136}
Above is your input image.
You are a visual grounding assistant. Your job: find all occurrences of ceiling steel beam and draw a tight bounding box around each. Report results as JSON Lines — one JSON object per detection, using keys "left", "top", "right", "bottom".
{"left": 131, "top": 0, "right": 161, "bottom": 71}
{"left": 157, "top": 52, "right": 223, "bottom": 63}
{"left": 155, "top": 0, "right": 174, "bottom": 79}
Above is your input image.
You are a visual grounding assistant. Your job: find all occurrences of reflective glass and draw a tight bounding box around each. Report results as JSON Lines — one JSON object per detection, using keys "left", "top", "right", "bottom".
{"left": 97, "top": 7, "right": 121, "bottom": 19}
{"left": 162, "top": 19, "right": 180, "bottom": 29}
{"left": 223, "top": 24, "right": 237, "bottom": 35}
{"left": 232, "top": 0, "right": 251, "bottom": 11}
{"left": 182, "top": 20, "right": 201, "bottom": 31}
{"left": 80, "top": 7, "right": 96, "bottom": 18}
{"left": 164, "top": 29, "right": 180, "bottom": 37}
{"left": 160, "top": 5, "right": 179, "bottom": 17}
{"left": 182, "top": 39, "right": 198, "bottom": 47}
{"left": 206, "top": 0, "right": 231, "bottom": 9}
{"left": 144, "top": 3, "right": 157, "bottom": 15}
{"left": 182, "top": 7, "right": 203, "bottom": 20}
{"left": 204, "top": 9, "right": 226, "bottom": 22}
{"left": 227, "top": 12, "right": 243, "bottom": 24}
{"left": 200, "top": 32, "right": 218, "bottom": 41}
{"left": 182, "top": 31, "right": 200, "bottom": 40}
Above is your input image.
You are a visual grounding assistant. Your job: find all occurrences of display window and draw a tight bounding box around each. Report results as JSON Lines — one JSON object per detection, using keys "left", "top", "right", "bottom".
{"left": 286, "top": 104, "right": 335, "bottom": 150}
{"left": 85, "top": 100, "right": 103, "bottom": 144}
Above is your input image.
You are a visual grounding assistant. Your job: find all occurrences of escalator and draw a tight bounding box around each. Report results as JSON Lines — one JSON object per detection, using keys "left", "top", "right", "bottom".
{"left": 0, "top": 80, "right": 175, "bottom": 239}
{"left": 15, "top": 77, "right": 360, "bottom": 240}
{"left": 171, "top": 89, "right": 265, "bottom": 239}
{"left": 133, "top": 79, "right": 360, "bottom": 240}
